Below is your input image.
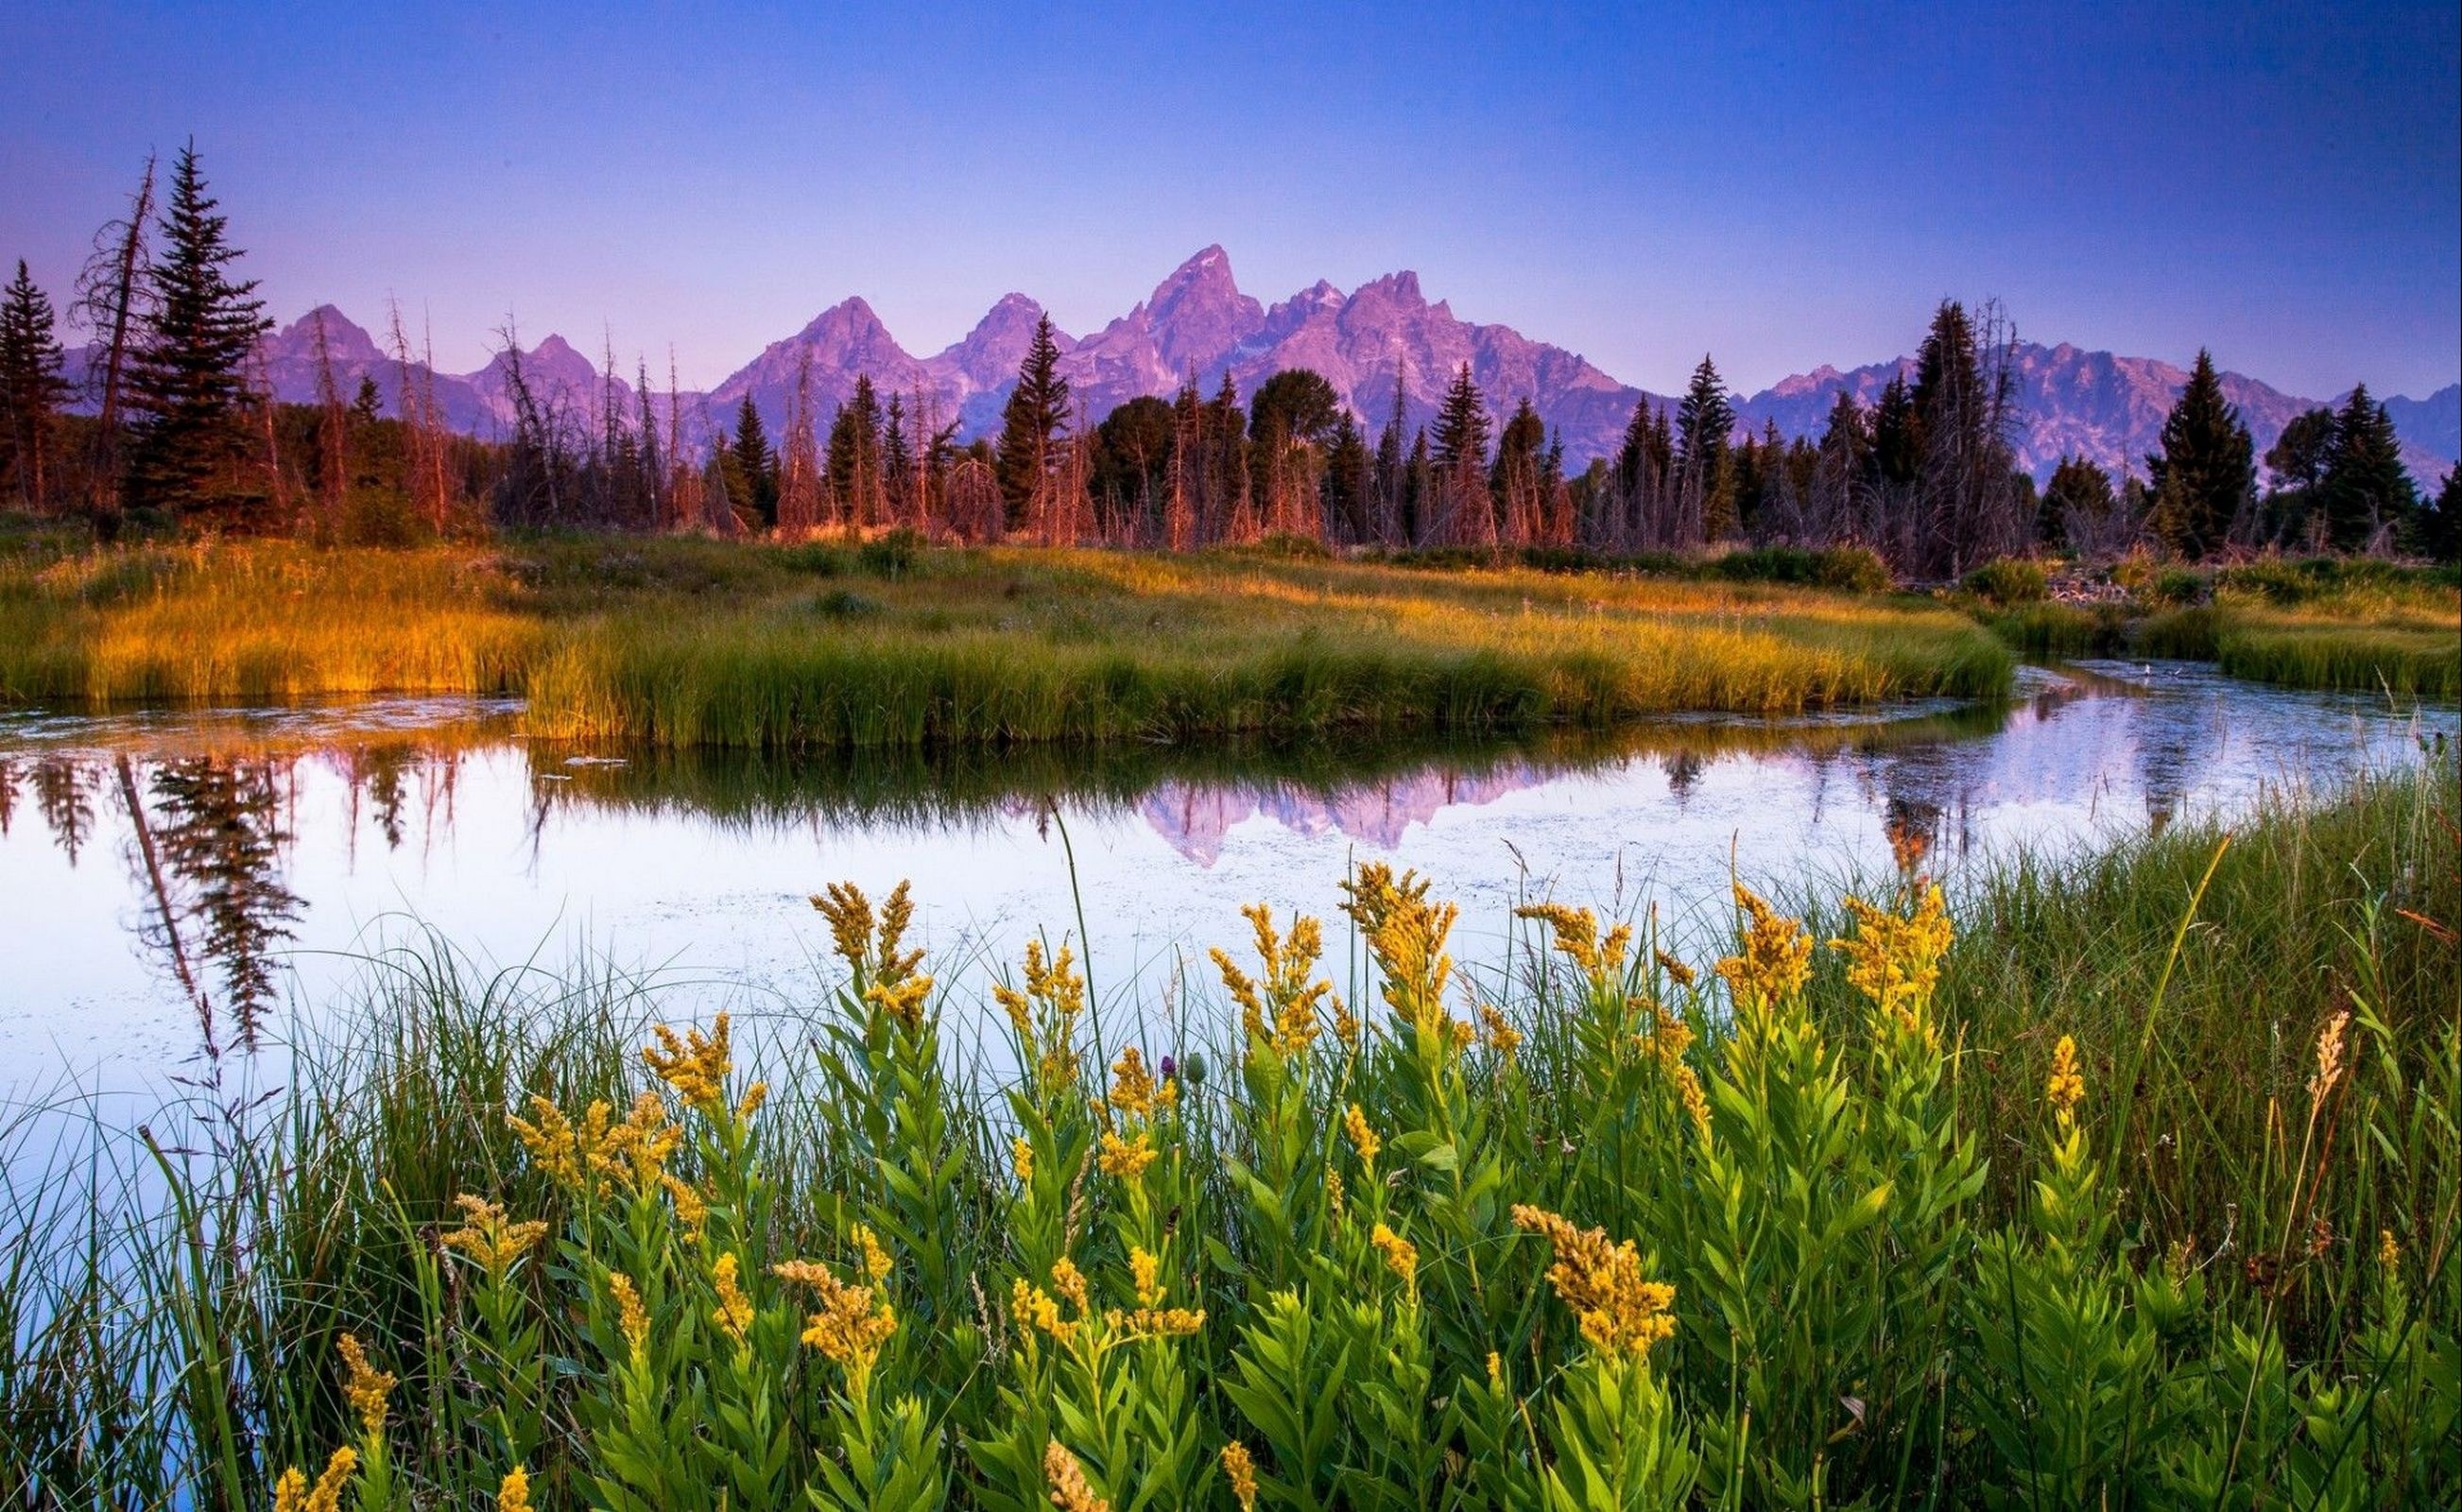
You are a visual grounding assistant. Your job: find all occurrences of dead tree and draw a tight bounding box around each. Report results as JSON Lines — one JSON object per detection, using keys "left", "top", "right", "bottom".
{"left": 72, "top": 153, "right": 156, "bottom": 529}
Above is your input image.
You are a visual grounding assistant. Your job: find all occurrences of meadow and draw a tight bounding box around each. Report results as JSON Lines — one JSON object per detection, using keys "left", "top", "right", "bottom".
{"left": 0, "top": 537, "right": 2018, "bottom": 748}
{"left": 2, "top": 761, "right": 2453, "bottom": 1508}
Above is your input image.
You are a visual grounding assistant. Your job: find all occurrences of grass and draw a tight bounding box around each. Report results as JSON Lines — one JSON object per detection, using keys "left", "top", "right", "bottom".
{"left": 0, "top": 538, "right": 2013, "bottom": 749}
{"left": 3, "top": 759, "right": 2453, "bottom": 1507}
{"left": 1969, "top": 556, "right": 2460, "bottom": 696}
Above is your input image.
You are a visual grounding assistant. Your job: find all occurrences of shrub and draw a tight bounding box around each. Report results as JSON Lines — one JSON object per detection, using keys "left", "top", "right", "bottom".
{"left": 1962, "top": 556, "right": 2049, "bottom": 607}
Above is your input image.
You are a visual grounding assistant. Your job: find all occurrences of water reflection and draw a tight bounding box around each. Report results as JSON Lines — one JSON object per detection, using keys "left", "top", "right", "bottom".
{"left": 0, "top": 662, "right": 2450, "bottom": 1076}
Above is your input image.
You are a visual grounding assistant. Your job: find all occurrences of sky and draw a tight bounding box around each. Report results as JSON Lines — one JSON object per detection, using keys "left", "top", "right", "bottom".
{"left": 2, "top": 1, "right": 2456, "bottom": 398}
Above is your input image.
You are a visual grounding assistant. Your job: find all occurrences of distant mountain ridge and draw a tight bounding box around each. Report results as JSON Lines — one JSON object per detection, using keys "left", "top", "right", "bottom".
{"left": 71, "top": 249, "right": 2460, "bottom": 489}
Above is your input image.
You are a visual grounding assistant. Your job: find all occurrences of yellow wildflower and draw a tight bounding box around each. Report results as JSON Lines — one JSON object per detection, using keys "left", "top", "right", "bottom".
{"left": 1015, "top": 1280, "right": 1074, "bottom": 1340}
{"left": 736, "top": 1080, "right": 768, "bottom": 1122}
{"left": 1654, "top": 948, "right": 1696, "bottom": 989}
{"left": 1109, "top": 1047, "right": 1159, "bottom": 1121}
{"left": 1117, "top": 1305, "right": 1206, "bottom": 1338}
{"left": 609, "top": 1271, "right": 650, "bottom": 1355}
{"left": 1012, "top": 1135, "right": 1036, "bottom": 1182}
{"left": 1370, "top": 1222, "right": 1419, "bottom": 1287}
{"left": 1447, "top": 1017, "right": 1476, "bottom": 1052}
{"left": 496, "top": 1466, "right": 533, "bottom": 1512}
{"left": 336, "top": 1334, "right": 393, "bottom": 1439}
{"left": 1130, "top": 1246, "right": 1163, "bottom": 1307}
{"left": 1478, "top": 1003, "right": 1522, "bottom": 1057}
{"left": 1511, "top": 1205, "right": 1678, "bottom": 1358}
{"left": 812, "top": 881, "right": 876, "bottom": 972}
{"left": 1330, "top": 996, "right": 1362, "bottom": 1046}
{"left": 875, "top": 880, "right": 925, "bottom": 984}
{"left": 1325, "top": 1162, "right": 1345, "bottom": 1214}
{"left": 1044, "top": 1441, "right": 1110, "bottom": 1512}
{"left": 1487, "top": 1350, "right": 1504, "bottom": 1389}
{"left": 439, "top": 1194, "right": 548, "bottom": 1277}
{"left": 1517, "top": 902, "right": 1631, "bottom": 985}
{"left": 273, "top": 1447, "right": 358, "bottom": 1512}
{"left": 508, "top": 1095, "right": 612, "bottom": 1193}
{"left": 643, "top": 1014, "right": 732, "bottom": 1112}
{"left": 865, "top": 973, "right": 935, "bottom": 1031}
{"left": 1222, "top": 1442, "right": 1259, "bottom": 1511}
{"left": 1715, "top": 885, "right": 1813, "bottom": 1008}
{"left": 1343, "top": 1103, "right": 1381, "bottom": 1169}
{"left": 774, "top": 1259, "right": 897, "bottom": 1380}
{"left": 2380, "top": 1228, "right": 2400, "bottom": 1270}
{"left": 854, "top": 1224, "right": 893, "bottom": 1283}
{"left": 712, "top": 1252, "right": 755, "bottom": 1343}
{"left": 1050, "top": 1257, "right": 1091, "bottom": 1317}
{"left": 2046, "top": 1035, "right": 2085, "bottom": 1122}
{"left": 593, "top": 1091, "right": 680, "bottom": 1196}
{"left": 1340, "top": 864, "right": 1459, "bottom": 1042}
{"left": 1831, "top": 885, "right": 1953, "bottom": 1043}
{"left": 1097, "top": 1129, "right": 1157, "bottom": 1182}
{"left": 662, "top": 1172, "right": 709, "bottom": 1240}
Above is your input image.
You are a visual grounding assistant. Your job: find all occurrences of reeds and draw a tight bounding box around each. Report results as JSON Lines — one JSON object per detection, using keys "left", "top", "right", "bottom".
{"left": 4, "top": 760, "right": 2453, "bottom": 1507}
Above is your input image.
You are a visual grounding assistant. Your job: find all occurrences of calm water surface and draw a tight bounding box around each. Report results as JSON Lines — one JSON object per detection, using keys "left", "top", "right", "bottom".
{"left": 0, "top": 663, "right": 2451, "bottom": 1087}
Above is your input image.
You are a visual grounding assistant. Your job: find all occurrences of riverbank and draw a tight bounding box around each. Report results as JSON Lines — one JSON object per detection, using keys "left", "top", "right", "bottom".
{"left": 3, "top": 759, "right": 2453, "bottom": 1506}
{"left": 0, "top": 538, "right": 2015, "bottom": 748}
{"left": 1968, "top": 556, "right": 2460, "bottom": 697}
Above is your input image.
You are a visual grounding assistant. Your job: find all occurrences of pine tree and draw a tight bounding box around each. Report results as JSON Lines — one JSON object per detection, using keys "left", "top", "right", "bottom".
{"left": 125, "top": 142, "right": 271, "bottom": 523}
{"left": 2261, "top": 406, "right": 2336, "bottom": 547}
{"left": 1675, "top": 355, "right": 1733, "bottom": 544}
{"left": 2143, "top": 351, "right": 2255, "bottom": 558}
{"left": 2316, "top": 385, "right": 2414, "bottom": 553}
{"left": 825, "top": 375, "right": 884, "bottom": 528}
{"left": 1324, "top": 410, "right": 1372, "bottom": 542}
{"left": 2040, "top": 456, "right": 2114, "bottom": 553}
{"left": 1374, "top": 357, "right": 1410, "bottom": 544}
{"left": 2413, "top": 468, "right": 2460, "bottom": 564}
{"left": 0, "top": 260, "right": 69, "bottom": 510}
{"left": 1492, "top": 396, "right": 1545, "bottom": 543}
{"left": 1430, "top": 364, "right": 1492, "bottom": 545}
{"left": 731, "top": 396, "right": 777, "bottom": 528}
{"left": 995, "top": 314, "right": 1069, "bottom": 530}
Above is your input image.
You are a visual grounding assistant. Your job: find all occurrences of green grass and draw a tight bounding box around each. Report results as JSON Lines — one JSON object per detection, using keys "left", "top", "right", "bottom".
{"left": 0, "top": 538, "right": 2016, "bottom": 748}
{"left": 3, "top": 761, "right": 2453, "bottom": 1507}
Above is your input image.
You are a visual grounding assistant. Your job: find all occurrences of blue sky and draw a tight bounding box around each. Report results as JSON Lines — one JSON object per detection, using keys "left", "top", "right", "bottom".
{"left": 3, "top": 1, "right": 2454, "bottom": 396}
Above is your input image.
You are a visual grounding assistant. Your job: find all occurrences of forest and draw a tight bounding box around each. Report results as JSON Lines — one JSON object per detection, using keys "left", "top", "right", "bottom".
{"left": 4, "top": 145, "right": 2456, "bottom": 575}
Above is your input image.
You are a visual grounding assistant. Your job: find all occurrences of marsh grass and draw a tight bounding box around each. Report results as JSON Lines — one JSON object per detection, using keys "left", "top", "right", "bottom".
{"left": 4, "top": 761, "right": 2453, "bottom": 1508}
{"left": 0, "top": 541, "right": 2014, "bottom": 749}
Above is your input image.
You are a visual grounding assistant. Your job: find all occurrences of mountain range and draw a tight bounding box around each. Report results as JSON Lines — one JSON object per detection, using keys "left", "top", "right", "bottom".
{"left": 77, "top": 246, "right": 2461, "bottom": 489}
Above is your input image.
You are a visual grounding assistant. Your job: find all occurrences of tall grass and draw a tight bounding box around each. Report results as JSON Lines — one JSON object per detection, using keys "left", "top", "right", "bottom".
{"left": 5, "top": 761, "right": 2453, "bottom": 1508}
{"left": 0, "top": 541, "right": 2014, "bottom": 749}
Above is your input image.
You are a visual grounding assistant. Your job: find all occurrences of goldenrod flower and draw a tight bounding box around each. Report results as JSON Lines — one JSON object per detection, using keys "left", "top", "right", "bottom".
{"left": 1370, "top": 1223, "right": 1418, "bottom": 1287}
{"left": 1715, "top": 885, "right": 1813, "bottom": 1009}
{"left": 662, "top": 1172, "right": 710, "bottom": 1241}
{"left": 496, "top": 1466, "right": 533, "bottom": 1512}
{"left": 643, "top": 1014, "right": 732, "bottom": 1112}
{"left": 853, "top": 1224, "right": 893, "bottom": 1283}
{"left": 1654, "top": 948, "right": 1696, "bottom": 989}
{"left": 440, "top": 1194, "right": 548, "bottom": 1277}
{"left": 1129, "top": 1246, "right": 1163, "bottom": 1308}
{"left": 1222, "top": 1443, "right": 1259, "bottom": 1511}
{"left": 865, "top": 974, "right": 936, "bottom": 1030}
{"left": 609, "top": 1272, "right": 650, "bottom": 1355}
{"left": 1011, "top": 1135, "right": 1036, "bottom": 1182}
{"left": 272, "top": 1447, "right": 358, "bottom": 1512}
{"left": 336, "top": 1334, "right": 393, "bottom": 1439}
{"left": 736, "top": 1081, "right": 768, "bottom": 1122}
{"left": 508, "top": 1095, "right": 612, "bottom": 1193}
{"left": 1109, "top": 1047, "right": 1158, "bottom": 1121}
{"left": 1831, "top": 886, "right": 1952, "bottom": 1043}
{"left": 712, "top": 1252, "right": 755, "bottom": 1343}
{"left": 1097, "top": 1129, "right": 1156, "bottom": 1182}
{"left": 1214, "top": 903, "right": 1330, "bottom": 1056}
{"left": 1516, "top": 902, "right": 1631, "bottom": 987}
{"left": 2380, "top": 1228, "right": 2400, "bottom": 1270}
{"left": 1511, "top": 1206, "right": 1678, "bottom": 1358}
{"left": 2045, "top": 1035, "right": 2085, "bottom": 1122}
{"left": 593, "top": 1091, "right": 680, "bottom": 1196}
{"left": 1486, "top": 1350, "right": 1504, "bottom": 1389}
{"left": 1325, "top": 1162, "right": 1345, "bottom": 1213}
{"left": 1478, "top": 1003, "right": 1522, "bottom": 1057}
{"left": 1343, "top": 1103, "right": 1381, "bottom": 1169}
{"left": 1340, "top": 864, "right": 1459, "bottom": 1042}
{"left": 1050, "top": 1257, "right": 1090, "bottom": 1317}
{"left": 1117, "top": 1305, "right": 1206, "bottom": 1338}
{"left": 812, "top": 881, "right": 876, "bottom": 973}
{"left": 774, "top": 1259, "right": 897, "bottom": 1380}
{"left": 1044, "top": 1441, "right": 1110, "bottom": 1512}
{"left": 1015, "top": 1280, "right": 1073, "bottom": 1341}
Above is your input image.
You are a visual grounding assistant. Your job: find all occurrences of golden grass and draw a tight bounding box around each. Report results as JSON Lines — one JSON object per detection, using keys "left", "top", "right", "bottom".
{"left": 0, "top": 540, "right": 2015, "bottom": 747}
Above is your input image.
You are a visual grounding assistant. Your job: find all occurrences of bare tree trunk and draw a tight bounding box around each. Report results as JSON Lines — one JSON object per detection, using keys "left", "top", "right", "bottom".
{"left": 74, "top": 154, "right": 156, "bottom": 530}
{"left": 312, "top": 310, "right": 347, "bottom": 535}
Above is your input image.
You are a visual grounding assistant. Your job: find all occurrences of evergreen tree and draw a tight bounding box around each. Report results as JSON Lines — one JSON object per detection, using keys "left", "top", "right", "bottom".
{"left": 731, "top": 396, "right": 777, "bottom": 528}
{"left": 1430, "top": 364, "right": 1492, "bottom": 544}
{"left": 2413, "top": 468, "right": 2461, "bottom": 564}
{"left": 1675, "top": 354, "right": 1733, "bottom": 542}
{"left": 994, "top": 314, "right": 1069, "bottom": 528}
{"left": 1868, "top": 376, "right": 1919, "bottom": 487}
{"left": 1908, "top": 301, "right": 1979, "bottom": 447}
{"left": 2143, "top": 351, "right": 2255, "bottom": 558}
{"left": 1492, "top": 395, "right": 1546, "bottom": 541}
{"left": 0, "top": 260, "right": 69, "bottom": 510}
{"left": 2316, "top": 384, "right": 2414, "bottom": 553}
{"left": 1374, "top": 359, "right": 1410, "bottom": 543}
{"left": 125, "top": 142, "right": 272, "bottom": 522}
{"left": 1323, "top": 410, "right": 1372, "bottom": 542}
{"left": 2040, "top": 455, "right": 2114, "bottom": 552}
{"left": 824, "top": 375, "right": 883, "bottom": 527}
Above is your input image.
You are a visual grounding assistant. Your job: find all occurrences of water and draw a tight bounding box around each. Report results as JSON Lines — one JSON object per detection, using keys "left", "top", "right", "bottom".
{"left": 0, "top": 663, "right": 2450, "bottom": 1088}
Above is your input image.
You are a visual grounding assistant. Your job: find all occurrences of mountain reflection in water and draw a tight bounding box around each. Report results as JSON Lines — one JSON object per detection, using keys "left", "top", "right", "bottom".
{"left": 0, "top": 662, "right": 2448, "bottom": 1074}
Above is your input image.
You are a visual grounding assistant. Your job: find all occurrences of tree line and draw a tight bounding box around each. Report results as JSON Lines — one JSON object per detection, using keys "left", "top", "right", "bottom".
{"left": 4, "top": 144, "right": 2453, "bottom": 566}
